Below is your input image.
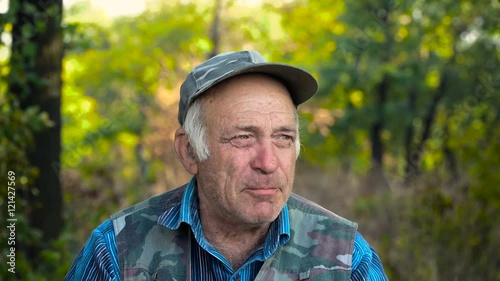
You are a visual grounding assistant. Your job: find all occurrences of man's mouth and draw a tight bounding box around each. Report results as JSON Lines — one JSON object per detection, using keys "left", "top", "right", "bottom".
{"left": 244, "top": 187, "right": 279, "bottom": 196}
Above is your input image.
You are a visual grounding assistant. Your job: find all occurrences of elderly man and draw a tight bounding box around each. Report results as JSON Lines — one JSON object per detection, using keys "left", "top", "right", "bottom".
{"left": 66, "top": 50, "right": 388, "bottom": 280}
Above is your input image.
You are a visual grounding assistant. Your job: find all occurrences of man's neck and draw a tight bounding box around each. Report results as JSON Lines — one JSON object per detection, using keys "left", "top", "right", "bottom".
{"left": 199, "top": 209, "right": 270, "bottom": 270}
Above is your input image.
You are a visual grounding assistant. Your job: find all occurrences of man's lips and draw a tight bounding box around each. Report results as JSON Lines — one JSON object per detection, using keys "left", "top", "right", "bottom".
{"left": 244, "top": 187, "right": 279, "bottom": 196}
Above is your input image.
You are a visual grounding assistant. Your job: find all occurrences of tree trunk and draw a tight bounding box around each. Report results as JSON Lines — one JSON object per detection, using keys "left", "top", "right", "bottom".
{"left": 442, "top": 122, "right": 458, "bottom": 181}
{"left": 370, "top": 75, "right": 388, "bottom": 168}
{"left": 404, "top": 87, "right": 417, "bottom": 179}
{"left": 207, "top": 0, "right": 222, "bottom": 59}
{"left": 405, "top": 68, "right": 449, "bottom": 179}
{"left": 369, "top": 5, "right": 391, "bottom": 171}
{"left": 10, "top": 0, "right": 63, "bottom": 243}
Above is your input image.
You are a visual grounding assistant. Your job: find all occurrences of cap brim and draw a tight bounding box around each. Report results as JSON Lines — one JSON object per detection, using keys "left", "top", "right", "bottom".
{"left": 194, "top": 63, "right": 318, "bottom": 106}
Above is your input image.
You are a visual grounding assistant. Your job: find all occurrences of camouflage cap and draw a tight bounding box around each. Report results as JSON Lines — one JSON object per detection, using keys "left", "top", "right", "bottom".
{"left": 178, "top": 50, "right": 318, "bottom": 125}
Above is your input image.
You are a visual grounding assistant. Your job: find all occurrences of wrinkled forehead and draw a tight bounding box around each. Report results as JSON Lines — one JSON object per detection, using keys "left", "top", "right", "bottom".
{"left": 202, "top": 73, "right": 294, "bottom": 106}
{"left": 200, "top": 74, "right": 297, "bottom": 127}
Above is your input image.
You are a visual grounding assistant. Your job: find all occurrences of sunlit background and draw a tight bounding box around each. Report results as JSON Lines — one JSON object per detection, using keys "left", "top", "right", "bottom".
{"left": 64, "top": 0, "right": 147, "bottom": 17}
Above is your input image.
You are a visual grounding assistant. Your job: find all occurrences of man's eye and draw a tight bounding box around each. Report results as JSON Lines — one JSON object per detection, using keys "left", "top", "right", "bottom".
{"left": 275, "top": 134, "right": 294, "bottom": 148}
{"left": 277, "top": 134, "right": 294, "bottom": 141}
{"left": 229, "top": 134, "right": 254, "bottom": 147}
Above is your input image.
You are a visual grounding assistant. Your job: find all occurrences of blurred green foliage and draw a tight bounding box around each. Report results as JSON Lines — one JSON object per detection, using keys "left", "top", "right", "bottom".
{"left": 1, "top": 0, "right": 499, "bottom": 280}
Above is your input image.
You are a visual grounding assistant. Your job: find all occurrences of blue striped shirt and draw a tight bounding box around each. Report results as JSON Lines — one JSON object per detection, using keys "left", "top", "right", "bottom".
{"left": 66, "top": 180, "right": 388, "bottom": 280}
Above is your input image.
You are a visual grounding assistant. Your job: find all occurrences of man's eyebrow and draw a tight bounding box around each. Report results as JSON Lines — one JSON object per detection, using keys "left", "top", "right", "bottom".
{"left": 233, "top": 125, "right": 297, "bottom": 134}
{"left": 275, "top": 126, "right": 297, "bottom": 133}
{"left": 234, "top": 125, "right": 260, "bottom": 133}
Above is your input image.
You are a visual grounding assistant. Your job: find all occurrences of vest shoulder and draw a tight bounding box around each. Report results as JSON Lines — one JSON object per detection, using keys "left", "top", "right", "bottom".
{"left": 111, "top": 184, "right": 187, "bottom": 221}
{"left": 259, "top": 193, "right": 358, "bottom": 279}
{"left": 110, "top": 185, "right": 190, "bottom": 280}
{"left": 288, "top": 193, "right": 357, "bottom": 228}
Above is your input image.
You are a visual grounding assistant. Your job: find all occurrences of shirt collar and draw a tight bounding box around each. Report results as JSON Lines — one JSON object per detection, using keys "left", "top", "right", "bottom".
{"left": 157, "top": 177, "right": 290, "bottom": 253}
{"left": 157, "top": 177, "right": 197, "bottom": 230}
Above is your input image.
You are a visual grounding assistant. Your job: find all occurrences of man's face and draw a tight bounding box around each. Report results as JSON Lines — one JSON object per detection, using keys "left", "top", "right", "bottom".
{"left": 196, "top": 74, "right": 297, "bottom": 227}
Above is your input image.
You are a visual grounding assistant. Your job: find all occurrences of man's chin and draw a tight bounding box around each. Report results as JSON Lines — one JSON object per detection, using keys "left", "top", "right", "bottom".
{"left": 243, "top": 205, "right": 282, "bottom": 225}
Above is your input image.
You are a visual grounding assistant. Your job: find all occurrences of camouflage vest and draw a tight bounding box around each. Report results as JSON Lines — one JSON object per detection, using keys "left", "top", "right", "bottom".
{"left": 111, "top": 185, "right": 358, "bottom": 281}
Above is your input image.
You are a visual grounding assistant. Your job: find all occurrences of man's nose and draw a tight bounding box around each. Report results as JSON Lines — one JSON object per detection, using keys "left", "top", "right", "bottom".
{"left": 251, "top": 140, "right": 279, "bottom": 174}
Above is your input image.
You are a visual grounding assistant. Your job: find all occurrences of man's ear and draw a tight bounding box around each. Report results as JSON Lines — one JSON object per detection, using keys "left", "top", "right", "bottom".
{"left": 174, "top": 128, "right": 199, "bottom": 175}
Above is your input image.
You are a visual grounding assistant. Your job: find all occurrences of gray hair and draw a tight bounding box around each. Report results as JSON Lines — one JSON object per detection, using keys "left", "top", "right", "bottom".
{"left": 183, "top": 98, "right": 301, "bottom": 162}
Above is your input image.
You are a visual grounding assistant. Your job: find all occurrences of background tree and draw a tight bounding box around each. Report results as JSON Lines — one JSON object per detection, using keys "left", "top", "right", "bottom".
{"left": 9, "top": 0, "right": 64, "bottom": 245}
{"left": 1, "top": 0, "right": 66, "bottom": 279}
